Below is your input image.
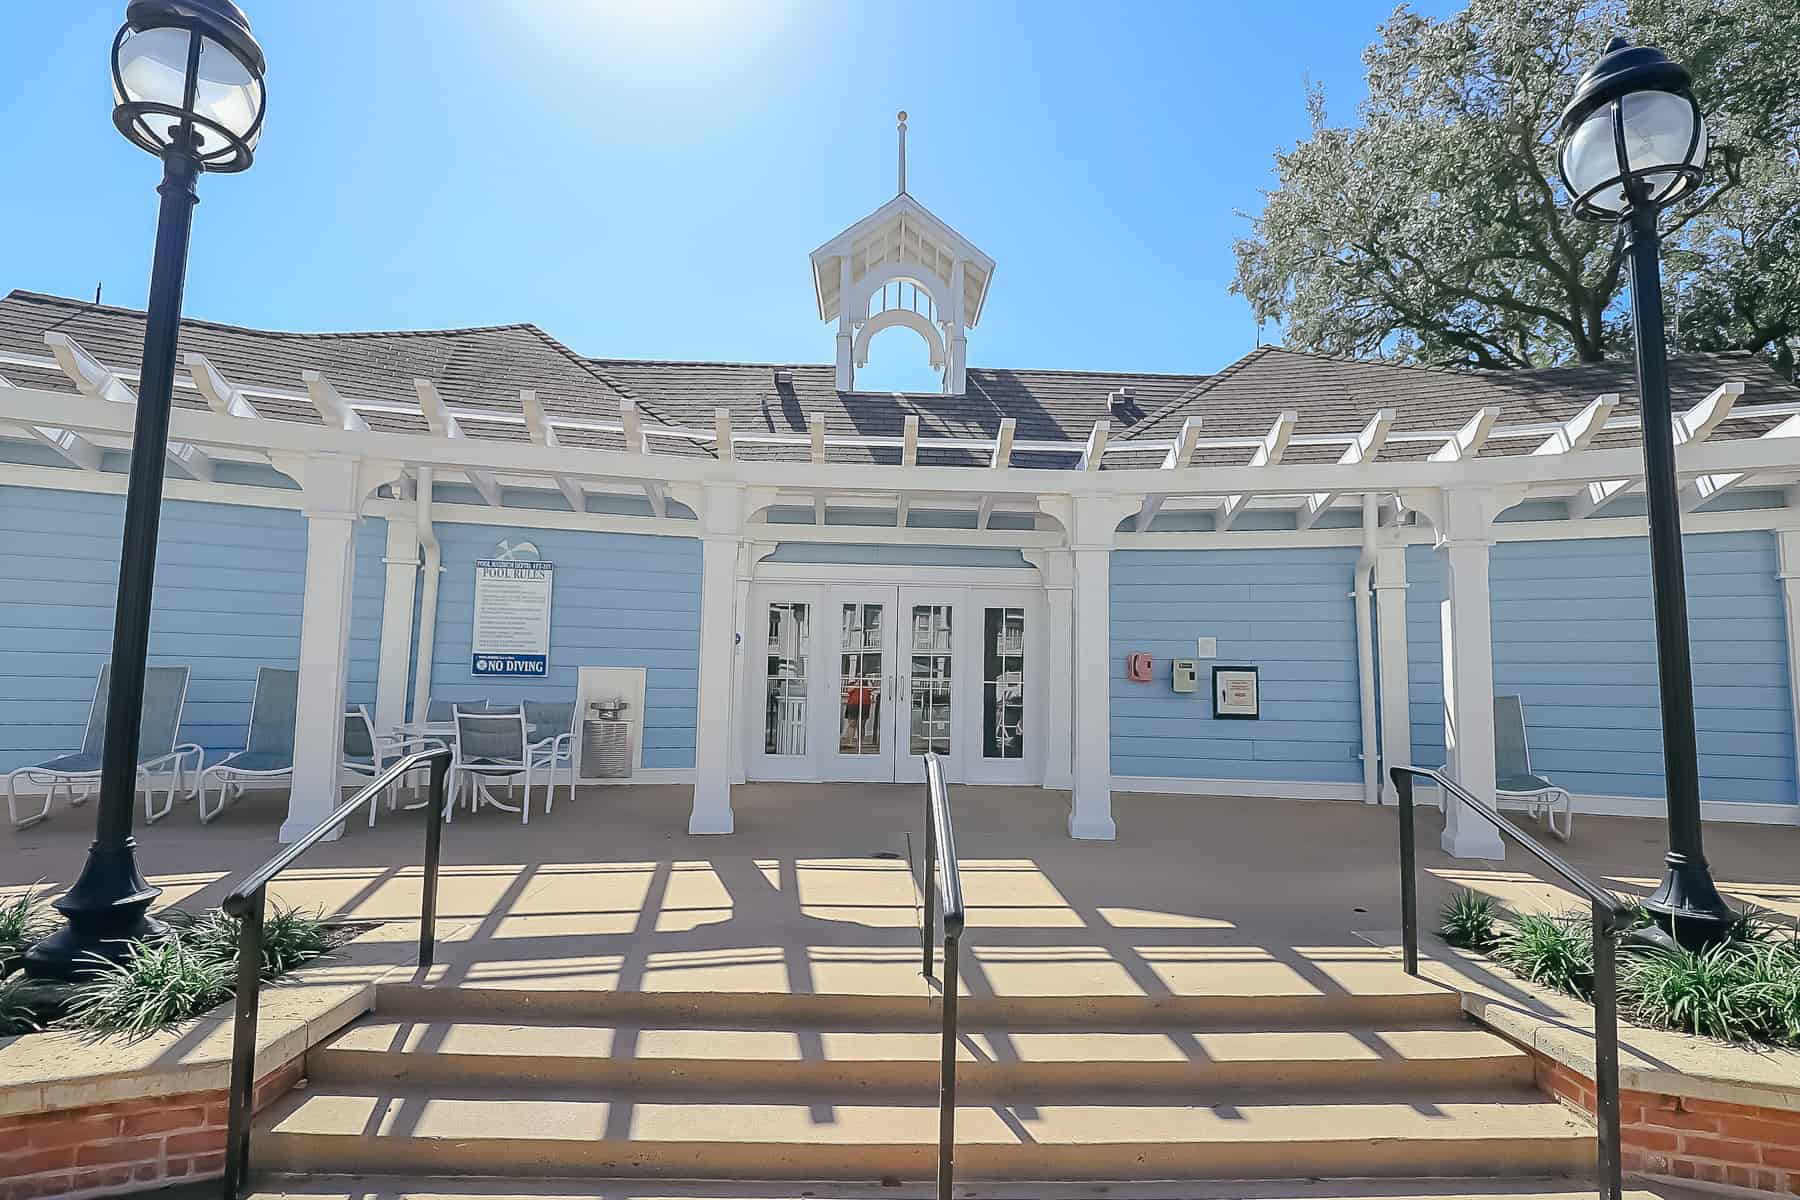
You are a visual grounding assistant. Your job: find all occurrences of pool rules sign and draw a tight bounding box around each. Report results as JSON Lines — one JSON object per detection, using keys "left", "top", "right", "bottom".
{"left": 472, "top": 558, "right": 554, "bottom": 677}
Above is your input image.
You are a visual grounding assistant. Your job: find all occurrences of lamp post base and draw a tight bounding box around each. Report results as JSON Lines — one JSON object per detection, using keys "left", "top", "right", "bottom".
{"left": 22, "top": 838, "right": 167, "bottom": 982}
{"left": 1641, "top": 859, "right": 1736, "bottom": 952}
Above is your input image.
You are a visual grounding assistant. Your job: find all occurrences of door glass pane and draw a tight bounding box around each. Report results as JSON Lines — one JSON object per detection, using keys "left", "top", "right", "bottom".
{"left": 764, "top": 602, "right": 809, "bottom": 755}
{"left": 839, "top": 602, "right": 884, "bottom": 755}
{"left": 983, "top": 607, "right": 1025, "bottom": 759}
{"left": 909, "top": 604, "right": 953, "bottom": 756}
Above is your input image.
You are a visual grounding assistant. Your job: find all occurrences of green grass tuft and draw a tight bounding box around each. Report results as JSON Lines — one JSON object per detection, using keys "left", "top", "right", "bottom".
{"left": 1439, "top": 889, "right": 1501, "bottom": 952}
{"left": 1493, "top": 911, "right": 1595, "bottom": 999}
{"left": 177, "top": 906, "right": 333, "bottom": 979}
{"left": 60, "top": 938, "right": 234, "bottom": 1038}
{"left": 0, "top": 885, "right": 57, "bottom": 976}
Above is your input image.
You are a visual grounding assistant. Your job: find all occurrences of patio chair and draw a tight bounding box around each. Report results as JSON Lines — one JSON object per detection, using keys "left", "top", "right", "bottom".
{"left": 1495, "top": 694, "right": 1572, "bottom": 841}
{"left": 426, "top": 698, "right": 485, "bottom": 722}
{"left": 523, "top": 699, "right": 577, "bottom": 814}
{"left": 449, "top": 706, "right": 558, "bottom": 824}
{"left": 344, "top": 706, "right": 409, "bottom": 826}
{"left": 197, "top": 666, "right": 298, "bottom": 824}
{"left": 5, "top": 665, "right": 201, "bottom": 829}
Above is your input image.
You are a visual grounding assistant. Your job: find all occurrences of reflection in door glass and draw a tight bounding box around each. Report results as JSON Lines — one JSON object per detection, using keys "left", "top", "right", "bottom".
{"left": 764, "top": 603, "right": 809, "bottom": 755}
{"left": 909, "top": 605, "right": 952, "bottom": 755}
{"left": 983, "top": 608, "right": 1025, "bottom": 759}
{"left": 839, "top": 603, "right": 883, "bottom": 755}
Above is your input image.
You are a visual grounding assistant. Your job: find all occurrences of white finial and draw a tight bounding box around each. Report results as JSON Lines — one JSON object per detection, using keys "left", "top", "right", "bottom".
{"left": 897, "top": 110, "right": 908, "bottom": 194}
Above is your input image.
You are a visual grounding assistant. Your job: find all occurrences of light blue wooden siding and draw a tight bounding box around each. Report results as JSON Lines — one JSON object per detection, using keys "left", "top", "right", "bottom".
{"left": 1406, "top": 532, "right": 1795, "bottom": 804}
{"left": 426, "top": 522, "right": 701, "bottom": 769}
{"left": 1110, "top": 547, "right": 1363, "bottom": 782}
{"left": 0, "top": 485, "right": 388, "bottom": 770}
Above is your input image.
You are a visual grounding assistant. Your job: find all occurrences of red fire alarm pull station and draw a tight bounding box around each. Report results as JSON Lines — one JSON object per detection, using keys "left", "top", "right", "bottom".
{"left": 1127, "top": 653, "right": 1153, "bottom": 682}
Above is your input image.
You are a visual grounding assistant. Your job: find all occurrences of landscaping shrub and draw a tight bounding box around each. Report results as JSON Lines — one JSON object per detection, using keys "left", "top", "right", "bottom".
{"left": 1493, "top": 911, "right": 1595, "bottom": 999}
{"left": 1625, "top": 939, "right": 1800, "bottom": 1047}
{"left": 62, "top": 937, "right": 235, "bottom": 1037}
{"left": 1439, "top": 889, "right": 1501, "bottom": 952}
{"left": 57, "top": 906, "right": 335, "bottom": 1037}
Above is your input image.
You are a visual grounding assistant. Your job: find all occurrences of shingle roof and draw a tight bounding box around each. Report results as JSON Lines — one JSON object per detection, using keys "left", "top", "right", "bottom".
{"left": 0, "top": 290, "right": 644, "bottom": 450}
{"left": 589, "top": 357, "right": 1210, "bottom": 467}
{"left": 1117, "top": 345, "right": 1799, "bottom": 468}
{"left": 3, "top": 289, "right": 1793, "bottom": 470}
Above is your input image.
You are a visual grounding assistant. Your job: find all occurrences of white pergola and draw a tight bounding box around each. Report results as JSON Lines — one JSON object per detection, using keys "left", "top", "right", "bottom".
{"left": 3, "top": 331, "right": 1798, "bottom": 849}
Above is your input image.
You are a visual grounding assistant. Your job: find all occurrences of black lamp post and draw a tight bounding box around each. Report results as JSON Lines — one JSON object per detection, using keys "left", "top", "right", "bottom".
{"left": 25, "top": 0, "right": 265, "bottom": 982}
{"left": 1556, "top": 38, "right": 1735, "bottom": 951}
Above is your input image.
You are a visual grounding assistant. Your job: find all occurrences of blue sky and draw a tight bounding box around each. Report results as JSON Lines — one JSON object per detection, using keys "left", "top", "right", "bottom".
{"left": 2, "top": 1, "right": 1451, "bottom": 390}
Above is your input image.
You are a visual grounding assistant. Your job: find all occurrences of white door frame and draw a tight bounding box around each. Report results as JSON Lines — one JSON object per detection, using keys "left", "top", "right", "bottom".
{"left": 741, "top": 562, "right": 1046, "bottom": 785}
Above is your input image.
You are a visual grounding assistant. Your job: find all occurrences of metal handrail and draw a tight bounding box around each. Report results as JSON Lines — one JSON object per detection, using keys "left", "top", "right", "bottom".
{"left": 917, "top": 752, "right": 964, "bottom": 1200}
{"left": 219, "top": 745, "right": 451, "bottom": 1200}
{"left": 1390, "top": 765, "right": 1627, "bottom": 1200}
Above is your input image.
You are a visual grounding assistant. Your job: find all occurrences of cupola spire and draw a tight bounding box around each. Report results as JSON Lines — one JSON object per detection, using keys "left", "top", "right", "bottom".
{"left": 897, "top": 110, "right": 907, "bottom": 194}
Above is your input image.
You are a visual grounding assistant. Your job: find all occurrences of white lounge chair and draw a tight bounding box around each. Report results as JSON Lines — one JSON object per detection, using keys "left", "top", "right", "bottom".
{"left": 197, "top": 666, "right": 298, "bottom": 824}
{"left": 6, "top": 665, "right": 201, "bottom": 828}
{"left": 1495, "top": 694, "right": 1573, "bottom": 841}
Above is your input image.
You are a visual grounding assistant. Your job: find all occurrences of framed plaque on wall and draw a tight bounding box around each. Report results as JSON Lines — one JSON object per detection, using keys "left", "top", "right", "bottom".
{"left": 1212, "top": 665, "right": 1260, "bottom": 720}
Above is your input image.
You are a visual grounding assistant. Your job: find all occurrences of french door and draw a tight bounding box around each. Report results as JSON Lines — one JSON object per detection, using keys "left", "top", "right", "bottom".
{"left": 744, "top": 583, "right": 1040, "bottom": 785}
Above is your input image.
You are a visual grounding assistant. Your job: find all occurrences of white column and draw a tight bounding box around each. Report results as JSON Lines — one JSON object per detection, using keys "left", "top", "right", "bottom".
{"left": 1070, "top": 548, "right": 1114, "bottom": 839}
{"left": 278, "top": 453, "right": 365, "bottom": 843}
{"left": 1435, "top": 489, "right": 1506, "bottom": 859}
{"left": 691, "top": 483, "right": 744, "bottom": 834}
{"left": 1066, "top": 496, "right": 1135, "bottom": 840}
{"left": 1038, "top": 550, "right": 1075, "bottom": 792}
{"left": 1374, "top": 543, "right": 1412, "bottom": 804}
{"left": 1777, "top": 529, "right": 1800, "bottom": 798}
{"left": 373, "top": 516, "right": 419, "bottom": 730}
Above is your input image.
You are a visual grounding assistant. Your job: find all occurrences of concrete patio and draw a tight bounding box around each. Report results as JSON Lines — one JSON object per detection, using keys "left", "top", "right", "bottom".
{"left": 5, "top": 785, "right": 1797, "bottom": 1002}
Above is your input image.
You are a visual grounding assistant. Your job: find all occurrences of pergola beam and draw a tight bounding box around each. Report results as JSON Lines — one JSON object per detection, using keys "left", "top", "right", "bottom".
{"left": 896, "top": 414, "right": 919, "bottom": 528}
{"left": 1531, "top": 393, "right": 1619, "bottom": 456}
{"left": 990, "top": 417, "right": 1016, "bottom": 469}
{"left": 1135, "top": 415, "right": 1202, "bottom": 532}
{"left": 1218, "top": 410, "right": 1297, "bottom": 532}
{"left": 522, "top": 389, "right": 586, "bottom": 513}
{"left": 303, "top": 369, "right": 369, "bottom": 432}
{"left": 1430, "top": 406, "right": 1502, "bottom": 462}
{"left": 613, "top": 398, "right": 666, "bottom": 517}
{"left": 714, "top": 408, "right": 733, "bottom": 461}
{"left": 810, "top": 414, "right": 830, "bottom": 523}
{"left": 0, "top": 371, "right": 103, "bottom": 471}
{"left": 1571, "top": 384, "right": 1743, "bottom": 520}
{"left": 415, "top": 378, "right": 501, "bottom": 506}
{"left": 186, "top": 353, "right": 261, "bottom": 420}
{"left": 976, "top": 418, "right": 1017, "bottom": 530}
{"left": 1079, "top": 420, "right": 1109, "bottom": 470}
{"left": 1681, "top": 411, "right": 1800, "bottom": 511}
{"left": 46, "top": 332, "right": 213, "bottom": 481}
{"left": 1298, "top": 409, "right": 1394, "bottom": 530}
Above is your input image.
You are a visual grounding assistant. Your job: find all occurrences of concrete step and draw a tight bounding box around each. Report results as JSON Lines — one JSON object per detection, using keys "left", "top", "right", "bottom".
{"left": 254, "top": 1085, "right": 1594, "bottom": 1181}
{"left": 372, "top": 974, "right": 1464, "bottom": 1029}
{"left": 310, "top": 1016, "right": 1532, "bottom": 1097}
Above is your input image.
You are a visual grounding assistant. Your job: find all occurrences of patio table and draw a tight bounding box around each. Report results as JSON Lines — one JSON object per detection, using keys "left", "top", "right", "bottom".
{"left": 386, "top": 719, "right": 522, "bottom": 816}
